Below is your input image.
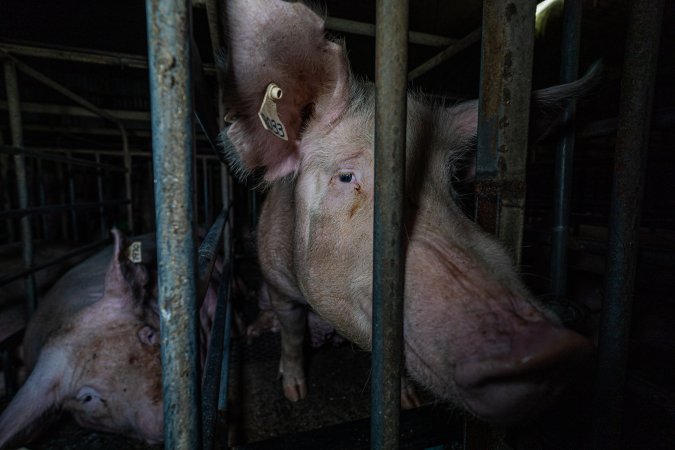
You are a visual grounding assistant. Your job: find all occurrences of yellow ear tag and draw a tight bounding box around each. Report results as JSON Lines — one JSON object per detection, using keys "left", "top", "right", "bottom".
{"left": 126, "top": 241, "right": 142, "bottom": 263}
{"left": 258, "top": 83, "right": 288, "bottom": 141}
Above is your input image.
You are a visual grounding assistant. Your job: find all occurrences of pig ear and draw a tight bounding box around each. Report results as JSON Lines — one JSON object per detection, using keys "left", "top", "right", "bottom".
{"left": 104, "top": 228, "right": 149, "bottom": 303}
{"left": 0, "top": 348, "right": 68, "bottom": 448}
{"left": 221, "top": 0, "right": 350, "bottom": 181}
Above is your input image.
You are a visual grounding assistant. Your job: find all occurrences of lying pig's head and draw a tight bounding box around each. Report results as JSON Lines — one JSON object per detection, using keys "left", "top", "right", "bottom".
{"left": 0, "top": 230, "right": 163, "bottom": 446}
{"left": 220, "top": 0, "right": 593, "bottom": 424}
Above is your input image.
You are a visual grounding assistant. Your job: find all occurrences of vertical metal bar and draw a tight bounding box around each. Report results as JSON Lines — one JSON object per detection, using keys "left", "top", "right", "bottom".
{"left": 4, "top": 61, "right": 37, "bottom": 314}
{"left": 95, "top": 153, "right": 107, "bottom": 238}
{"left": 202, "top": 158, "right": 211, "bottom": 225}
{"left": 592, "top": 0, "right": 664, "bottom": 448}
{"left": 1, "top": 350, "right": 17, "bottom": 397}
{"left": 475, "top": 0, "right": 536, "bottom": 265}
{"left": 146, "top": 0, "right": 200, "bottom": 449}
{"left": 65, "top": 151, "right": 79, "bottom": 241}
{"left": 372, "top": 0, "right": 408, "bottom": 448}
{"left": 550, "top": 0, "right": 582, "bottom": 300}
{"left": 56, "top": 162, "right": 68, "bottom": 239}
{"left": 0, "top": 132, "right": 16, "bottom": 242}
{"left": 36, "top": 158, "right": 48, "bottom": 239}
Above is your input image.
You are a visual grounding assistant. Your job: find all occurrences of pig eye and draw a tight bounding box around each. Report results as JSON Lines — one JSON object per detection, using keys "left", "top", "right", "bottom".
{"left": 138, "top": 325, "right": 159, "bottom": 346}
{"left": 76, "top": 386, "right": 102, "bottom": 405}
{"left": 338, "top": 172, "right": 354, "bottom": 183}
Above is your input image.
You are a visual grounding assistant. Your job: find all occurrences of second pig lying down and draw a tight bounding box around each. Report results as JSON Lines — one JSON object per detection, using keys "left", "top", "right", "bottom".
{"left": 0, "top": 229, "right": 222, "bottom": 448}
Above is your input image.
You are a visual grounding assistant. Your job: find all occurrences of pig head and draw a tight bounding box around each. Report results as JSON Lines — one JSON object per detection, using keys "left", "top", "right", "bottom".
{"left": 220, "top": 0, "right": 594, "bottom": 425}
{"left": 0, "top": 229, "right": 163, "bottom": 448}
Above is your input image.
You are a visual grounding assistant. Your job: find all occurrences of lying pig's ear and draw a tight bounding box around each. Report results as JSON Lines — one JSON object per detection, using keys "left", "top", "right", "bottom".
{"left": 0, "top": 347, "right": 67, "bottom": 448}
{"left": 104, "top": 228, "right": 149, "bottom": 304}
{"left": 220, "top": 0, "right": 351, "bottom": 181}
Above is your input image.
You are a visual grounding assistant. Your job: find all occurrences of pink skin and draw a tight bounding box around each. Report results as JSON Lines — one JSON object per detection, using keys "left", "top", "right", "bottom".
{"left": 222, "top": 0, "right": 593, "bottom": 424}
{"left": 0, "top": 230, "right": 163, "bottom": 448}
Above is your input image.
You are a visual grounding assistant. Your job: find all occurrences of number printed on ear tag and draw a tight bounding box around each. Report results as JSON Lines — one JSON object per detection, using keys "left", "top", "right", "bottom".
{"left": 126, "top": 241, "right": 142, "bottom": 263}
{"left": 258, "top": 83, "right": 289, "bottom": 141}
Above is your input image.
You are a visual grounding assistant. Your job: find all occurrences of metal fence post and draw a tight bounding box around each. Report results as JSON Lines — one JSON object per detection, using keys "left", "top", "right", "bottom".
{"left": 146, "top": 0, "right": 201, "bottom": 448}
{"left": 372, "top": 0, "right": 408, "bottom": 448}
{"left": 475, "top": 0, "right": 537, "bottom": 266}
{"left": 3, "top": 61, "right": 37, "bottom": 314}
{"left": 592, "top": 0, "right": 664, "bottom": 448}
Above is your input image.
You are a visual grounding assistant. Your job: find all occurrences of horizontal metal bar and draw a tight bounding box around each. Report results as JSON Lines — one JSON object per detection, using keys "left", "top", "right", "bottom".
{"left": 0, "top": 199, "right": 130, "bottom": 219}
{"left": 15, "top": 123, "right": 211, "bottom": 142}
{"left": 32, "top": 146, "right": 220, "bottom": 160}
{"left": 407, "top": 27, "right": 481, "bottom": 80}
{"left": 325, "top": 16, "right": 456, "bottom": 47}
{"left": 0, "top": 238, "right": 110, "bottom": 287}
{"left": 0, "top": 100, "right": 151, "bottom": 122}
{"left": 0, "top": 144, "right": 127, "bottom": 172}
{"left": 0, "top": 39, "right": 217, "bottom": 75}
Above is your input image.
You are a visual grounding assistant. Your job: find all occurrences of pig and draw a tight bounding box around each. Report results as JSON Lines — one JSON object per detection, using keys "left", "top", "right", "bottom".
{"left": 219, "top": 0, "right": 595, "bottom": 425}
{"left": 0, "top": 230, "right": 163, "bottom": 448}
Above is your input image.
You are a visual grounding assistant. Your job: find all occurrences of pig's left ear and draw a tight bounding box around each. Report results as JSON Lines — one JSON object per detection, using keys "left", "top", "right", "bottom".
{"left": 104, "top": 228, "right": 149, "bottom": 304}
{"left": 220, "top": 0, "right": 350, "bottom": 181}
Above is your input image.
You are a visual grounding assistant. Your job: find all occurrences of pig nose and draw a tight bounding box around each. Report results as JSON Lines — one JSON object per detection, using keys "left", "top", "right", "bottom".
{"left": 454, "top": 323, "right": 593, "bottom": 425}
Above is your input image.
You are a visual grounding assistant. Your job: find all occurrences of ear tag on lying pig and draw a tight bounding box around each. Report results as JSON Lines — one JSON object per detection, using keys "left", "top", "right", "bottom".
{"left": 126, "top": 241, "right": 142, "bottom": 263}
{"left": 258, "top": 83, "right": 288, "bottom": 141}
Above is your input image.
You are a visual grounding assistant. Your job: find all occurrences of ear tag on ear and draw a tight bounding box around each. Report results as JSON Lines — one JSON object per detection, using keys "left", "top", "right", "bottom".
{"left": 126, "top": 241, "right": 142, "bottom": 263}
{"left": 258, "top": 83, "right": 288, "bottom": 141}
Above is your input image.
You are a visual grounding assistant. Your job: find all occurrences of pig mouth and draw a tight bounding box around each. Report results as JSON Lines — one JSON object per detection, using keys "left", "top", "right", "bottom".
{"left": 453, "top": 324, "right": 593, "bottom": 425}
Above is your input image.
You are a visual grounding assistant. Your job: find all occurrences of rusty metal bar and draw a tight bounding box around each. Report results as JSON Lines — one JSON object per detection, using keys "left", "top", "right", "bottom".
{"left": 475, "top": 0, "right": 537, "bottom": 265}
{"left": 145, "top": 0, "right": 200, "bottom": 448}
{"left": 65, "top": 151, "right": 79, "bottom": 241}
{"left": 550, "top": 0, "right": 582, "bottom": 301}
{"left": 592, "top": 0, "right": 664, "bottom": 448}
{"left": 0, "top": 145, "right": 128, "bottom": 172}
{"left": 0, "top": 199, "right": 130, "bottom": 220}
{"left": 3, "top": 61, "right": 37, "bottom": 314}
{"left": 372, "top": 0, "right": 408, "bottom": 448}
{"left": 0, "top": 40, "right": 217, "bottom": 74}
{"left": 326, "top": 16, "right": 456, "bottom": 48}
{"left": 407, "top": 27, "right": 481, "bottom": 80}
{"left": 94, "top": 153, "right": 107, "bottom": 239}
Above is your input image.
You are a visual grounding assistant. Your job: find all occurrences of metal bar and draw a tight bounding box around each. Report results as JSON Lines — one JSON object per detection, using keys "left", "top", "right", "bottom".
{"left": 197, "top": 208, "right": 227, "bottom": 302}
{"left": 95, "top": 153, "right": 107, "bottom": 239}
{"left": 35, "top": 158, "right": 48, "bottom": 239}
{"left": 55, "top": 162, "right": 68, "bottom": 239}
{"left": 202, "top": 159, "right": 211, "bottom": 226}
{"left": 146, "top": 0, "right": 200, "bottom": 448}
{"left": 0, "top": 40, "right": 217, "bottom": 74}
{"left": 0, "top": 238, "right": 109, "bottom": 287}
{"left": 474, "top": 0, "right": 536, "bottom": 265}
{"left": 1, "top": 350, "right": 17, "bottom": 397}
{"left": 0, "top": 100, "right": 151, "bottom": 121}
{"left": 372, "top": 0, "right": 408, "bottom": 448}
{"left": 202, "top": 261, "right": 230, "bottom": 450}
{"left": 0, "top": 199, "right": 130, "bottom": 220}
{"left": 325, "top": 16, "right": 456, "bottom": 48}
{"left": 407, "top": 27, "right": 481, "bottom": 80}
{"left": 0, "top": 145, "right": 128, "bottom": 172}
{"left": 4, "top": 61, "right": 37, "bottom": 315}
{"left": 0, "top": 132, "right": 17, "bottom": 242}
{"left": 65, "top": 151, "right": 79, "bottom": 241}
{"left": 3, "top": 53, "right": 135, "bottom": 233}
{"left": 549, "top": 0, "right": 582, "bottom": 300}
{"left": 24, "top": 146, "right": 219, "bottom": 160}
{"left": 592, "top": 0, "right": 664, "bottom": 448}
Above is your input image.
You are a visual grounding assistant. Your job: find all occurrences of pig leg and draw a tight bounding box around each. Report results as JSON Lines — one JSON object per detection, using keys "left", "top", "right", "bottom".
{"left": 269, "top": 286, "right": 307, "bottom": 401}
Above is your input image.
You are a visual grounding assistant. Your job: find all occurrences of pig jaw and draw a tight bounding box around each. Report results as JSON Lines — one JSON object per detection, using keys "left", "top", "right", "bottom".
{"left": 402, "top": 232, "right": 593, "bottom": 425}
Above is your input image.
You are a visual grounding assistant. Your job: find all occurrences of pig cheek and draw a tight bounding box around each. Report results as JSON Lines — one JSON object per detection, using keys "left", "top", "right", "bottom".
{"left": 301, "top": 184, "right": 373, "bottom": 347}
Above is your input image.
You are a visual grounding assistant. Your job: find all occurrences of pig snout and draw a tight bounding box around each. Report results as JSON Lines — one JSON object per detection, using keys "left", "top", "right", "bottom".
{"left": 453, "top": 323, "right": 593, "bottom": 425}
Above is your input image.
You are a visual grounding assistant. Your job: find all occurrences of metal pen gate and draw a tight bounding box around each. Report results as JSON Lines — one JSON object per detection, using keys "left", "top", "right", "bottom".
{"left": 0, "top": 0, "right": 666, "bottom": 448}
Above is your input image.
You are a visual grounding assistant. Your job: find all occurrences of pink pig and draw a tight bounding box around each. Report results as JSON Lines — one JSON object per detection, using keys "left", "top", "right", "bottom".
{"left": 220, "top": 0, "right": 594, "bottom": 424}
